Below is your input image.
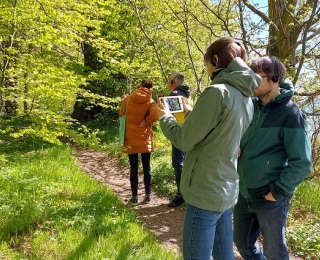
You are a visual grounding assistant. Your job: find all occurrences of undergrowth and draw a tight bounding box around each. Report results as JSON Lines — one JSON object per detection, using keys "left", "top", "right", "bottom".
{"left": 0, "top": 142, "right": 181, "bottom": 259}
{"left": 1, "top": 116, "right": 319, "bottom": 259}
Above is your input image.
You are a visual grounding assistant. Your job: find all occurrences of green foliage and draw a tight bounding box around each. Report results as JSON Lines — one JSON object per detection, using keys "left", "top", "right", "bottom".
{"left": 291, "top": 178, "right": 320, "bottom": 215}
{"left": 288, "top": 178, "right": 320, "bottom": 259}
{"left": 1, "top": 111, "right": 320, "bottom": 259}
{"left": 0, "top": 145, "right": 181, "bottom": 259}
{"left": 0, "top": 114, "right": 103, "bottom": 150}
{"left": 150, "top": 124, "right": 177, "bottom": 197}
{"left": 152, "top": 160, "right": 177, "bottom": 197}
{"left": 0, "top": 0, "right": 129, "bottom": 145}
{"left": 1, "top": 0, "right": 320, "bottom": 172}
{"left": 1, "top": 0, "right": 320, "bottom": 257}
{"left": 100, "top": 120, "right": 320, "bottom": 258}
{"left": 287, "top": 222, "right": 320, "bottom": 260}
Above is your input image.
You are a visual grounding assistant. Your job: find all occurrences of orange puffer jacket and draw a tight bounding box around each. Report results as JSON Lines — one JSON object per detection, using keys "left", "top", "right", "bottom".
{"left": 119, "top": 87, "right": 158, "bottom": 154}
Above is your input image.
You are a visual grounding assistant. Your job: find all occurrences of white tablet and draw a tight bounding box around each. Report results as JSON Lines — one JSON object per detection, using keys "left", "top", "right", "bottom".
{"left": 158, "top": 96, "right": 184, "bottom": 113}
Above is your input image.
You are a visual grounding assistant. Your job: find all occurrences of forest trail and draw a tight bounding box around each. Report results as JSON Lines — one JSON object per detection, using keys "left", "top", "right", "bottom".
{"left": 74, "top": 149, "right": 302, "bottom": 260}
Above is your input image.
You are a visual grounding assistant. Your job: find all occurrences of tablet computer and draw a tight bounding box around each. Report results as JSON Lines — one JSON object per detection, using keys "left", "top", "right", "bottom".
{"left": 158, "top": 96, "right": 184, "bottom": 113}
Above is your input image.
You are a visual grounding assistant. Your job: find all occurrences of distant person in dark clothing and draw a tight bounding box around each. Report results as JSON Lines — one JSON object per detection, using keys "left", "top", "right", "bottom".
{"left": 167, "top": 72, "right": 192, "bottom": 207}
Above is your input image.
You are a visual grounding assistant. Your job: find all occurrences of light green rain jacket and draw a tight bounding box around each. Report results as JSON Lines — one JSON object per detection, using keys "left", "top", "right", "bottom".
{"left": 159, "top": 57, "right": 261, "bottom": 212}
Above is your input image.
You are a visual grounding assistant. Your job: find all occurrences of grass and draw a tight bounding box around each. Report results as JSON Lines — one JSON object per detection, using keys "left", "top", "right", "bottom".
{"left": 0, "top": 142, "right": 181, "bottom": 259}
{"left": 82, "top": 118, "right": 320, "bottom": 259}
{"left": 86, "top": 118, "right": 179, "bottom": 200}
{"left": 1, "top": 117, "right": 320, "bottom": 259}
{"left": 287, "top": 179, "right": 320, "bottom": 259}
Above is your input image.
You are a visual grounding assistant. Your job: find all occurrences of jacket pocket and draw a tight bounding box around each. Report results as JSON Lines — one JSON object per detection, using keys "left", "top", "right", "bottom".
{"left": 248, "top": 185, "right": 270, "bottom": 198}
{"left": 187, "top": 155, "right": 199, "bottom": 187}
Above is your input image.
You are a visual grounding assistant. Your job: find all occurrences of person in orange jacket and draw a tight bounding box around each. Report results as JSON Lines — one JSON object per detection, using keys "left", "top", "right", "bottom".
{"left": 119, "top": 79, "right": 158, "bottom": 204}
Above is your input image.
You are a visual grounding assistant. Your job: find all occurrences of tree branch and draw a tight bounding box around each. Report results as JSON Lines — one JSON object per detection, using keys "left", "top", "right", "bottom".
{"left": 242, "top": 0, "right": 279, "bottom": 30}
{"left": 198, "top": 0, "right": 233, "bottom": 36}
{"left": 293, "top": 0, "right": 319, "bottom": 84}
{"left": 128, "top": 0, "right": 167, "bottom": 80}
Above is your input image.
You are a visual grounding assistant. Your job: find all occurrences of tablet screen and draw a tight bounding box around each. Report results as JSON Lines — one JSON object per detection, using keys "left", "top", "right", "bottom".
{"left": 166, "top": 97, "right": 182, "bottom": 112}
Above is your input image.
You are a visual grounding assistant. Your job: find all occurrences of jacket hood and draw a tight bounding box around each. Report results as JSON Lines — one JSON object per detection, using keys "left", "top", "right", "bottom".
{"left": 170, "top": 85, "right": 191, "bottom": 98}
{"left": 275, "top": 78, "right": 294, "bottom": 101}
{"left": 254, "top": 78, "right": 295, "bottom": 106}
{"left": 211, "top": 57, "right": 261, "bottom": 97}
{"left": 130, "top": 87, "right": 152, "bottom": 104}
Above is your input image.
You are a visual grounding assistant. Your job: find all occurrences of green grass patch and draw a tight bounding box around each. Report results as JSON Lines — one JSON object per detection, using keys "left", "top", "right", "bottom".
{"left": 1, "top": 118, "right": 320, "bottom": 259}
{"left": 96, "top": 119, "right": 320, "bottom": 259}
{"left": 287, "top": 221, "right": 320, "bottom": 260}
{"left": 291, "top": 179, "right": 320, "bottom": 216}
{"left": 89, "top": 119, "right": 179, "bottom": 198}
{"left": 0, "top": 145, "right": 181, "bottom": 259}
{"left": 287, "top": 178, "right": 320, "bottom": 259}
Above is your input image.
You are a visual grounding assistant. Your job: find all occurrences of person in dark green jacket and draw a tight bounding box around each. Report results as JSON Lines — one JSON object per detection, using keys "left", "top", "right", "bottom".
{"left": 233, "top": 56, "right": 312, "bottom": 260}
{"left": 157, "top": 36, "right": 261, "bottom": 260}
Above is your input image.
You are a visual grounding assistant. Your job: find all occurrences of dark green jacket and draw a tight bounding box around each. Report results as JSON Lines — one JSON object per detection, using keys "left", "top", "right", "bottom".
{"left": 160, "top": 58, "right": 261, "bottom": 212}
{"left": 238, "top": 78, "right": 312, "bottom": 199}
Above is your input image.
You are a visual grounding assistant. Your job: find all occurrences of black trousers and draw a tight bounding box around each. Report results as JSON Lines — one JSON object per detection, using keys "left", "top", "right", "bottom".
{"left": 128, "top": 153, "right": 152, "bottom": 196}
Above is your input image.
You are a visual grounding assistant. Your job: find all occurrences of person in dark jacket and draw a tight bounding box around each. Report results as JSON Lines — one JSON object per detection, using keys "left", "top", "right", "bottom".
{"left": 233, "top": 56, "right": 312, "bottom": 260}
{"left": 167, "top": 72, "right": 192, "bottom": 207}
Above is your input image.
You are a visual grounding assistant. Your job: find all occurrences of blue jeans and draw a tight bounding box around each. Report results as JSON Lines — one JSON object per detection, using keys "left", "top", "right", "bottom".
{"left": 171, "top": 144, "right": 185, "bottom": 194}
{"left": 183, "top": 204, "right": 235, "bottom": 260}
{"left": 233, "top": 194, "right": 290, "bottom": 260}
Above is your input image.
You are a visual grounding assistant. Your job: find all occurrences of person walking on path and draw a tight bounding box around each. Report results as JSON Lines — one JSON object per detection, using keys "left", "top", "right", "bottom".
{"left": 119, "top": 79, "right": 158, "bottom": 204}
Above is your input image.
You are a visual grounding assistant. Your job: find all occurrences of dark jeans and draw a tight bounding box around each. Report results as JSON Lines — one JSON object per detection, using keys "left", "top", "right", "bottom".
{"left": 128, "top": 153, "right": 152, "bottom": 196}
{"left": 233, "top": 194, "right": 290, "bottom": 260}
{"left": 171, "top": 144, "right": 185, "bottom": 194}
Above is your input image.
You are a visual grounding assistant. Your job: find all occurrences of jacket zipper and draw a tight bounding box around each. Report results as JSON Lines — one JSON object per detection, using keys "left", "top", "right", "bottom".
{"left": 242, "top": 106, "right": 262, "bottom": 152}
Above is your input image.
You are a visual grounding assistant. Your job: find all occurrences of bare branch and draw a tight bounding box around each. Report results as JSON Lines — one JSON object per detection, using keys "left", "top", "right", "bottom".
{"left": 198, "top": 0, "right": 233, "bottom": 36}
{"left": 165, "top": 1, "right": 202, "bottom": 93}
{"left": 296, "top": 27, "right": 320, "bottom": 46}
{"left": 242, "top": 0, "right": 279, "bottom": 30}
{"left": 186, "top": 9, "right": 220, "bottom": 39}
{"left": 293, "top": 0, "right": 319, "bottom": 84}
{"left": 237, "top": 0, "right": 249, "bottom": 54}
{"left": 295, "top": 90, "right": 320, "bottom": 97}
{"left": 128, "top": 0, "right": 167, "bottom": 80}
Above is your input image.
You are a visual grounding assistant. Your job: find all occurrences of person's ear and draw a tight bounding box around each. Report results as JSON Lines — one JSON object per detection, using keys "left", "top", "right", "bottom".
{"left": 211, "top": 55, "right": 218, "bottom": 67}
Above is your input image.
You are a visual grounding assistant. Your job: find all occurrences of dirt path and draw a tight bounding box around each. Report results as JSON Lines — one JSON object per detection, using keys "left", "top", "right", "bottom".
{"left": 75, "top": 149, "right": 302, "bottom": 260}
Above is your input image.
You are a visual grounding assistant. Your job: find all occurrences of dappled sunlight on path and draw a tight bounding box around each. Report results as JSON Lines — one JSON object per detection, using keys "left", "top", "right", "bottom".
{"left": 75, "top": 149, "right": 302, "bottom": 260}
{"left": 75, "top": 149, "right": 184, "bottom": 254}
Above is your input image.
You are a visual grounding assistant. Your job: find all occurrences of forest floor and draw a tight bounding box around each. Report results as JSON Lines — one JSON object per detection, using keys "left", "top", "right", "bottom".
{"left": 74, "top": 148, "right": 303, "bottom": 260}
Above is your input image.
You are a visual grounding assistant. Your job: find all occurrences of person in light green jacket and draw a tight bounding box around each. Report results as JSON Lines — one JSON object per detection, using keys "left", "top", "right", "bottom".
{"left": 156, "top": 36, "right": 261, "bottom": 260}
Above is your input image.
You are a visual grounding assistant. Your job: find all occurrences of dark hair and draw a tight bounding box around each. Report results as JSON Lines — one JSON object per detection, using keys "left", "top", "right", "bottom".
{"left": 250, "top": 56, "right": 286, "bottom": 83}
{"left": 204, "top": 36, "right": 247, "bottom": 68}
{"left": 141, "top": 79, "right": 153, "bottom": 89}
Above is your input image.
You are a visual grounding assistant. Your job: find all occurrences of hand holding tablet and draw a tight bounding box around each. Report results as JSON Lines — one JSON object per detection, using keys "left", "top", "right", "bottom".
{"left": 158, "top": 96, "right": 184, "bottom": 113}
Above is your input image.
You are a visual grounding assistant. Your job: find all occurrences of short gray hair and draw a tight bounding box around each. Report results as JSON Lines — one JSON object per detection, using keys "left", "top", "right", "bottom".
{"left": 170, "top": 72, "right": 185, "bottom": 86}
